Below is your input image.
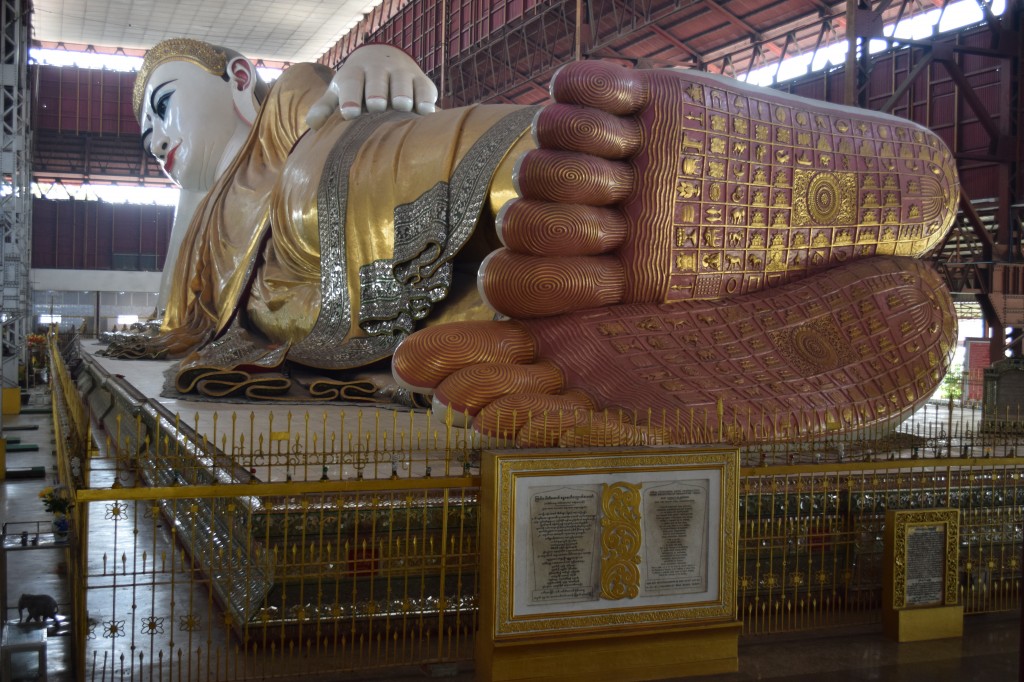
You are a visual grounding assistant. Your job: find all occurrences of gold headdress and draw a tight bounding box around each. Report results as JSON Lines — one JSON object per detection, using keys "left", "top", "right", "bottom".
{"left": 133, "top": 38, "right": 227, "bottom": 119}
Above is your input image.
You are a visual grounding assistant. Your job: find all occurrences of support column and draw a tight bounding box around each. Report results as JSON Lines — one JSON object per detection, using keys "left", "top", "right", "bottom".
{"left": 0, "top": 0, "right": 32, "bottom": 403}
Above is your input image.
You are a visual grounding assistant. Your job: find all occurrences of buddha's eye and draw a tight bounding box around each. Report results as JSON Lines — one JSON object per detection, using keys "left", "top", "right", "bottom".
{"left": 155, "top": 92, "right": 172, "bottom": 119}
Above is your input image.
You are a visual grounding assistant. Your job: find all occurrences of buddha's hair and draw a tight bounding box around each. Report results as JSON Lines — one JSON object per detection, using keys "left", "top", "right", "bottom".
{"left": 133, "top": 38, "right": 270, "bottom": 120}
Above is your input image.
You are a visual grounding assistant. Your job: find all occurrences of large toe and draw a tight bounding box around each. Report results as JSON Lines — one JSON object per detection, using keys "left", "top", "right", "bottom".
{"left": 434, "top": 361, "right": 564, "bottom": 417}
{"left": 392, "top": 321, "right": 535, "bottom": 391}
{"left": 496, "top": 200, "right": 626, "bottom": 256}
{"left": 549, "top": 61, "right": 650, "bottom": 115}
{"left": 478, "top": 249, "right": 624, "bottom": 317}
{"left": 514, "top": 149, "right": 633, "bottom": 205}
{"left": 557, "top": 412, "right": 672, "bottom": 447}
{"left": 475, "top": 390, "right": 595, "bottom": 442}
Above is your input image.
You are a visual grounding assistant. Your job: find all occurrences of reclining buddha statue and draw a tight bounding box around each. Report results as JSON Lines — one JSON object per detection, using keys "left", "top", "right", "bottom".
{"left": 110, "top": 37, "right": 959, "bottom": 446}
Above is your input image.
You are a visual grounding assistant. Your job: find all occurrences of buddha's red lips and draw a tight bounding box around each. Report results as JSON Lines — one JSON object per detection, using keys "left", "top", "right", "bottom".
{"left": 165, "top": 144, "right": 179, "bottom": 173}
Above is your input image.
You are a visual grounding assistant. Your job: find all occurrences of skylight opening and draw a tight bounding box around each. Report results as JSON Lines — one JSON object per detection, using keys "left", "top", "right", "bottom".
{"left": 31, "top": 182, "right": 180, "bottom": 207}
{"left": 30, "top": 48, "right": 283, "bottom": 83}
{"left": 740, "top": 0, "right": 1006, "bottom": 87}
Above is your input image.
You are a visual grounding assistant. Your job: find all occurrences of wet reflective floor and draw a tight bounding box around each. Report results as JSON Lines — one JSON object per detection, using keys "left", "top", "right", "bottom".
{"left": 1, "top": 388, "right": 73, "bottom": 681}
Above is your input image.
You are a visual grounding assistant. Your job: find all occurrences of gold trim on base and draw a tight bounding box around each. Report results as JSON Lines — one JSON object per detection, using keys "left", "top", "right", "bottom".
{"left": 883, "top": 604, "right": 964, "bottom": 642}
{"left": 476, "top": 622, "right": 741, "bottom": 682}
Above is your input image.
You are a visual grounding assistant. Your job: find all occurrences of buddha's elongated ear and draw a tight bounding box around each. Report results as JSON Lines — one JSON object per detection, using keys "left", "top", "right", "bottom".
{"left": 229, "top": 58, "right": 252, "bottom": 86}
{"left": 227, "top": 56, "right": 259, "bottom": 125}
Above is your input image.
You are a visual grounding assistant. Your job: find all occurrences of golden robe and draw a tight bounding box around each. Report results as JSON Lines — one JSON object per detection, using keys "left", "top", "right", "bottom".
{"left": 149, "top": 63, "right": 534, "bottom": 399}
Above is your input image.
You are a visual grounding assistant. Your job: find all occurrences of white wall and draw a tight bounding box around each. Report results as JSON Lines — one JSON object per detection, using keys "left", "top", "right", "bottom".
{"left": 31, "top": 269, "right": 161, "bottom": 294}
{"left": 30, "top": 269, "right": 163, "bottom": 332}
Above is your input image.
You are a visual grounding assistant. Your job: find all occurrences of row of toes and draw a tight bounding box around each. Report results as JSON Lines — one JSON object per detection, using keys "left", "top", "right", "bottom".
{"left": 398, "top": 62, "right": 653, "bottom": 444}
{"left": 483, "top": 61, "right": 643, "bottom": 320}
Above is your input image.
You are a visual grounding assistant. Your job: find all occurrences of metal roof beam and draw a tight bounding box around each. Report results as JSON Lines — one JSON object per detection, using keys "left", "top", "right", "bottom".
{"left": 701, "top": 0, "right": 785, "bottom": 57}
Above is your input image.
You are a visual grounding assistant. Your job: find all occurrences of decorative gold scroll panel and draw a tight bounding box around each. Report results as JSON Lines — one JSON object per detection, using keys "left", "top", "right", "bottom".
{"left": 600, "top": 482, "right": 643, "bottom": 600}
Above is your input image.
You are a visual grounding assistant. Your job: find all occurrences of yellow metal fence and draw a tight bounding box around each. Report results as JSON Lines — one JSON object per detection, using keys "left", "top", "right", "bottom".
{"left": 737, "top": 462, "right": 1022, "bottom": 635}
{"left": 74, "top": 487, "right": 479, "bottom": 680}
{"left": 48, "top": 334, "right": 1024, "bottom": 681}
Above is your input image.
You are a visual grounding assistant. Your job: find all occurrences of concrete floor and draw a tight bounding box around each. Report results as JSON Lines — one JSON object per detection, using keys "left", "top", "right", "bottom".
{"left": 1, "top": 388, "right": 73, "bottom": 681}
{"left": 1, "top": 385, "right": 1021, "bottom": 682}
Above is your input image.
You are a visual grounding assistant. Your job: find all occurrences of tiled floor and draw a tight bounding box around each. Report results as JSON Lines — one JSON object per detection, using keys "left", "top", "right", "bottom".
{"left": 1, "top": 384, "right": 1021, "bottom": 682}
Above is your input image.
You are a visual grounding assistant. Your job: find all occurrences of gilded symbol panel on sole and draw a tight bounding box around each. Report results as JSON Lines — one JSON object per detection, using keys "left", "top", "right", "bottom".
{"left": 791, "top": 170, "right": 856, "bottom": 227}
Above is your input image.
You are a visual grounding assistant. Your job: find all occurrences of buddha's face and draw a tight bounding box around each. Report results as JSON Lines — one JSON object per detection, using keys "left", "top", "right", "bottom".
{"left": 139, "top": 59, "right": 253, "bottom": 192}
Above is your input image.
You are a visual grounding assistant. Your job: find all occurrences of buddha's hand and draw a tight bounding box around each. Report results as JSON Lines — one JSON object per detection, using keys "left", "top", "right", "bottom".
{"left": 306, "top": 44, "right": 438, "bottom": 130}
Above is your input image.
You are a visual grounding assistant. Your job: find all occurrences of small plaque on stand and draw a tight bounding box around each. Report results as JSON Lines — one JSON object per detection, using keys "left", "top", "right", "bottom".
{"left": 883, "top": 509, "right": 962, "bottom": 642}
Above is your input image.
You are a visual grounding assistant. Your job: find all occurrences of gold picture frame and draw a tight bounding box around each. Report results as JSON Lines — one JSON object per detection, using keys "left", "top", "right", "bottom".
{"left": 481, "top": 447, "right": 740, "bottom": 639}
{"left": 887, "top": 508, "right": 960, "bottom": 610}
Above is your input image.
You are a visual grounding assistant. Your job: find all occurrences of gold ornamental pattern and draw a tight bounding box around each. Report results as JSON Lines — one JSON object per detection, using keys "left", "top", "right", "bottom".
{"left": 600, "top": 482, "right": 643, "bottom": 600}
{"left": 791, "top": 171, "right": 856, "bottom": 226}
{"left": 767, "top": 316, "right": 855, "bottom": 376}
{"left": 133, "top": 38, "right": 228, "bottom": 116}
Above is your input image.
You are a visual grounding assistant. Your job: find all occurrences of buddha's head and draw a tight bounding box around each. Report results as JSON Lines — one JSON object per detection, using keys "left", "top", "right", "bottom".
{"left": 134, "top": 38, "right": 270, "bottom": 191}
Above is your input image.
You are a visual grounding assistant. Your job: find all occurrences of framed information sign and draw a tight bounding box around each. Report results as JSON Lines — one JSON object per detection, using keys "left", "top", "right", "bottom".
{"left": 887, "top": 509, "right": 959, "bottom": 610}
{"left": 481, "top": 447, "right": 739, "bottom": 639}
{"left": 882, "top": 508, "right": 962, "bottom": 642}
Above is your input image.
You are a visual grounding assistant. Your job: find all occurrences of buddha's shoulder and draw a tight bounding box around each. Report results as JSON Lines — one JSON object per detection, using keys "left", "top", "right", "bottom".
{"left": 272, "top": 62, "right": 333, "bottom": 93}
